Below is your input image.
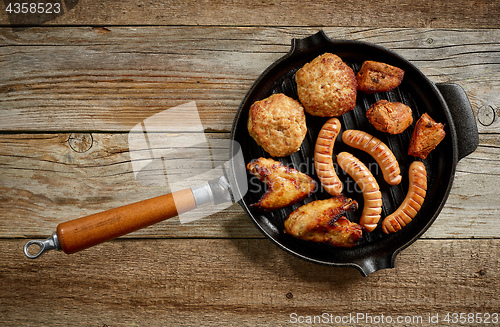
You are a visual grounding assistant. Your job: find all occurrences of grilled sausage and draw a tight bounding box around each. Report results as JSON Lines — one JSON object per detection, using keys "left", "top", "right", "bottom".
{"left": 382, "top": 161, "right": 427, "bottom": 234}
{"left": 342, "top": 129, "right": 402, "bottom": 185}
{"left": 337, "top": 152, "right": 382, "bottom": 232}
{"left": 314, "top": 118, "right": 343, "bottom": 196}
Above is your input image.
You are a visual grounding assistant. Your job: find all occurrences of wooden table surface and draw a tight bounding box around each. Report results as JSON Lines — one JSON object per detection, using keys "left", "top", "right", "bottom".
{"left": 1, "top": 1, "right": 499, "bottom": 326}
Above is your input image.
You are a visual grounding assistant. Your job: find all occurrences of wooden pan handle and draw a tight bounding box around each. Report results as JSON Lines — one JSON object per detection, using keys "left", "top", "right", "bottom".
{"left": 56, "top": 188, "right": 196, "bottom": 254}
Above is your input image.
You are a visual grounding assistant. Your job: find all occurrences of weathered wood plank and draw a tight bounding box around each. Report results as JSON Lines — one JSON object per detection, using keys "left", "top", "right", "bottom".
{"left": 0, "top": 0, "right": 498, "bottom": 28}
{"left": 1, "top": 239, "right": 498, "bottom": 326}
{"left": 0, "top": 27, "right": 498, "bottom": 132}
{"left": 0, "top": 133, "right": 498, "bottom": 238}
{"left": 0, "top": 132, "right": 258, "bottom": 238}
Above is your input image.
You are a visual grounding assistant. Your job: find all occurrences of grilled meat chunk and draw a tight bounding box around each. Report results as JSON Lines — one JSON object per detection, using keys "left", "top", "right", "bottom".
{"left": 366, "top": 100, "right": 413, "bottom": 134}
{"left": 356, "top": 60, "right": 404, "bottom": 94}
{"left": 284, "top": 196, "right": 362, "bottom": 248}
{"left": 247, "top": 157, "right": 316, "bottom": 210}
{"left": 408, "top": 113, "right": 446, "bottom": 159}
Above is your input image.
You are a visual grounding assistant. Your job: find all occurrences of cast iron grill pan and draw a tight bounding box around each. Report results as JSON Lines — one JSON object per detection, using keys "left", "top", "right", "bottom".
{"left": 230, "top": 31, "right": 477, "bottom": 275}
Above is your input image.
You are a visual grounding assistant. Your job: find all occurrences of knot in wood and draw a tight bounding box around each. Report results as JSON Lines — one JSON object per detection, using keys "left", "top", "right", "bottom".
{"left": 477, "top": 105, "right": 496, "bottom": 126}
{"left": 68, "top": 133, "right": 93, "bottom": 153}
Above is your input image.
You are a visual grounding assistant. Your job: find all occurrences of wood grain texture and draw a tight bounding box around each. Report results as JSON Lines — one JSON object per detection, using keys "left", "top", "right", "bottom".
{"left": 1, "top": 2, "right": 498, "bottom": 325}
{"left": 0, "top": 0, "right": 498, "bottom": 28}
{"left": 1, "top": 238, "right": 498, "bottom": 326}
{"left": 0, "top": 27, "right": 498, "bottom": 132}
{"left": 0, "top": 133, "right": 498, "bottom": 239}
{"left": 0, "top": 133, "right": 255, "bottom": 239}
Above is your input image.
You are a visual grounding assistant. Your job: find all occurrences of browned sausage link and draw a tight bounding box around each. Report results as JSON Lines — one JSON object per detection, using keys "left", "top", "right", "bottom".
{"left": 382, "top": 161, "right": 427, "bottom": 234}
{"left": 342, "top": 129, "right": 402, "bottom": 185}
{"left": 337, "top": 152, "right": 382, "bottom": 232}
{"left": 314, "top": 118, "right": 343, "bottom": 196}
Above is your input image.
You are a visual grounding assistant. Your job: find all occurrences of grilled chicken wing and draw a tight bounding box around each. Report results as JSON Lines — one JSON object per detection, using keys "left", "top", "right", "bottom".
{"left": 284, "top": 196, "right": 362, "bottom": 247}
{"left": 247, "top": 157, "right": 316, "bottom": 210}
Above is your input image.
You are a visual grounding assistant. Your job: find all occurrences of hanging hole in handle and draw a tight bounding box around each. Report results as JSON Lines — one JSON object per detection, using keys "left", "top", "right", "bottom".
{"left": 23, "top": 232, "right": 61, "bottom": 258}
{"left": 24, "top": 240, "right": 46, "bottom": 259}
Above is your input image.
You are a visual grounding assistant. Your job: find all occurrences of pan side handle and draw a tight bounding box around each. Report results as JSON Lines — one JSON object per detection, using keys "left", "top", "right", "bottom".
{"left": 354, "top": 254, "right": 395, "bottom": 277}
{"left": 437, "top": 83, "right": 479, "bottom": 161}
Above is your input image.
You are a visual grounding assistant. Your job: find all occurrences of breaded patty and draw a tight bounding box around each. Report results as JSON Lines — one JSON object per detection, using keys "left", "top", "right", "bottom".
{"left": 295, "top": 53, "right": 357, "bottom": 117}
{"left": 247, "top": 93, "right": 307, "bottom": 157}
